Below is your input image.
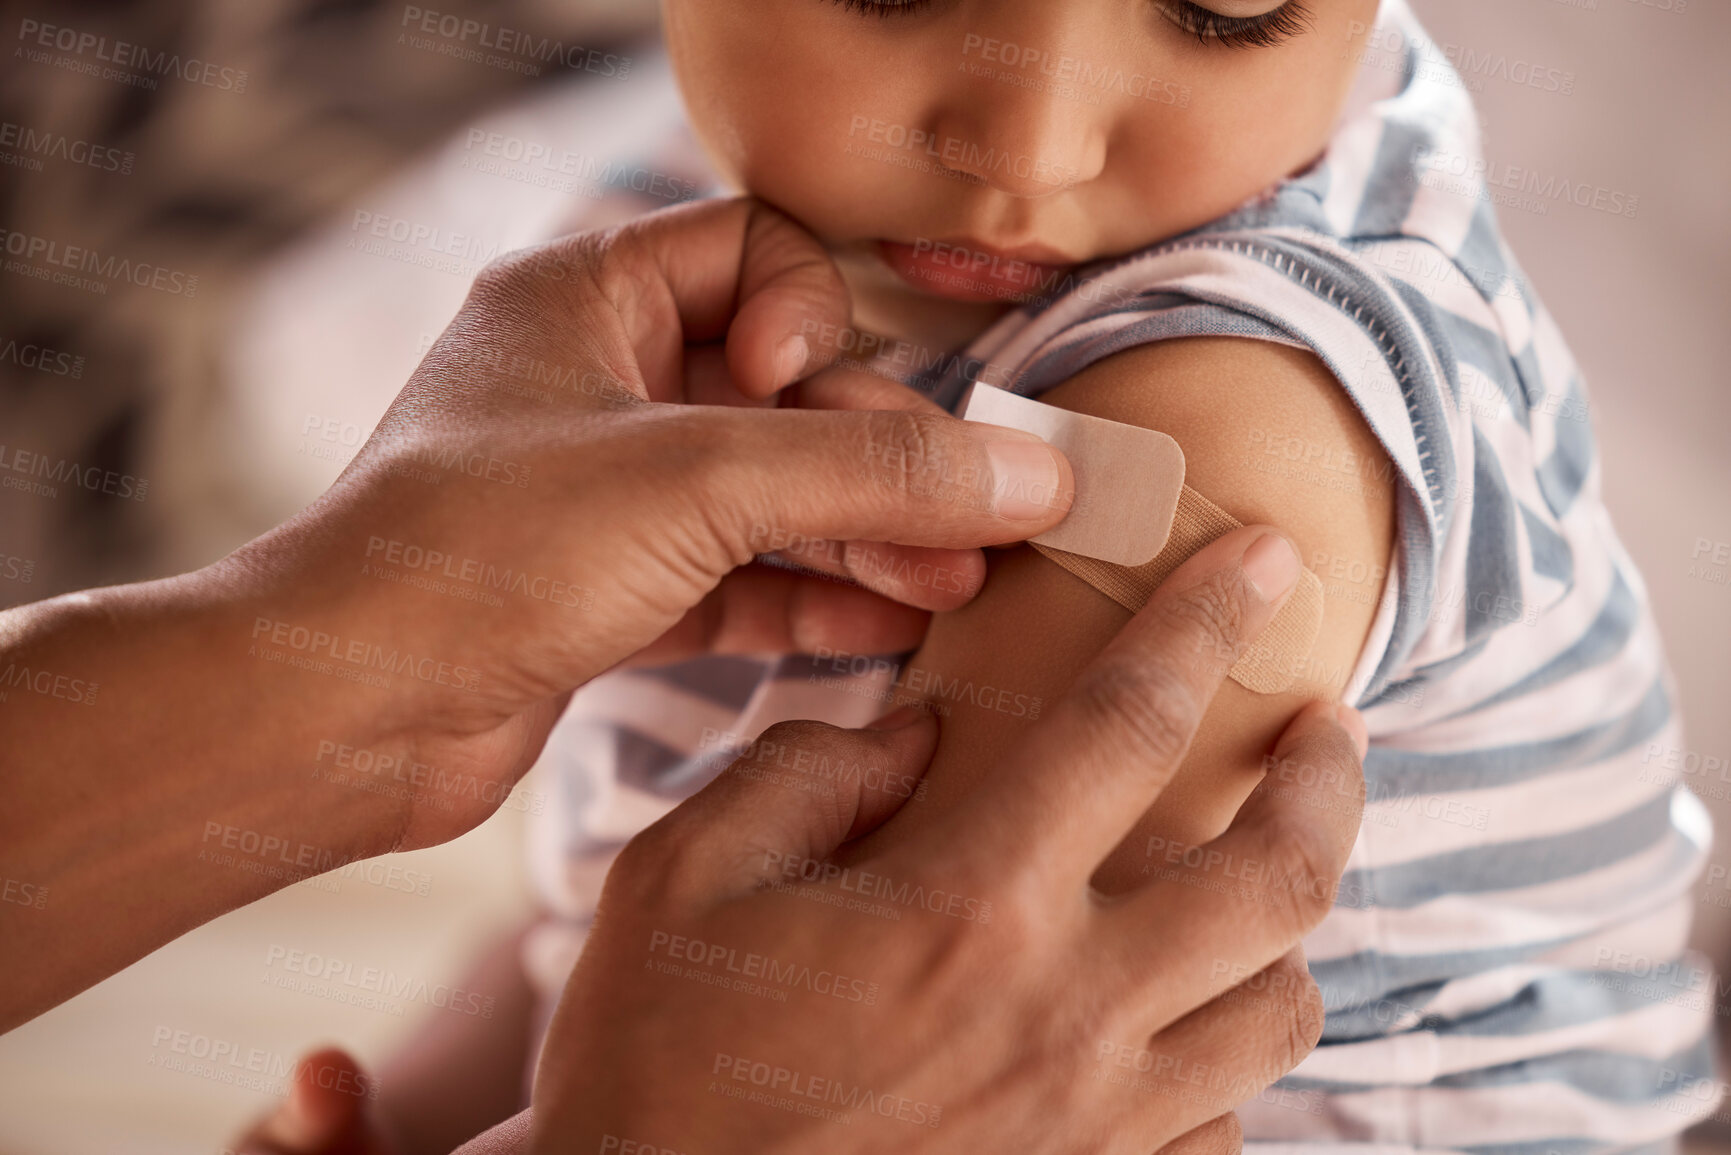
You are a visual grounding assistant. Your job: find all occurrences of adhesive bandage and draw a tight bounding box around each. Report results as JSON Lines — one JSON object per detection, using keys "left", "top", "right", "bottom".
{"left": 960, "top": 384, "right": 1326, "bottom": 696}
{"left": 961, "top": 382, "right": 1183, "bottom": 566}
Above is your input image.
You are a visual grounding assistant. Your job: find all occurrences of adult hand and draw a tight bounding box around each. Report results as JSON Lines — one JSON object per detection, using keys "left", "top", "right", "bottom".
{"left": 0, "top": 197, "right": 1074, "bottom": 1025}
{"left": 526, "top": 525, "right": 1367, "bottom": 1153}
{"left": 226, "top": 532, "right": 1359, "bottom": 1155}
{"left": 210, "top": 195, "right": 1077, "bottom": 849}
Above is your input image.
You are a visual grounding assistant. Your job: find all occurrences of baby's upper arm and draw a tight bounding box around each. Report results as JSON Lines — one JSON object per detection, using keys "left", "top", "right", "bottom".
{"left": 888, "top": 337, "right": 1394, "bottom": 892}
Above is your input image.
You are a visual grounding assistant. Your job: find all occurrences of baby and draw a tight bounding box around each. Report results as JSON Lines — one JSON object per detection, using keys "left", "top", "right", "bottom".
{"left": 248, "top": 0, "right": 1717, "bottom": 1150}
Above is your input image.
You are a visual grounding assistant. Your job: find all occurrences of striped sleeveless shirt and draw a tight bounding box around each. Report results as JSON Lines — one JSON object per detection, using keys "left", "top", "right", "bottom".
{"left": 525, "top": 3, "right": 1718, "bottom": 1148}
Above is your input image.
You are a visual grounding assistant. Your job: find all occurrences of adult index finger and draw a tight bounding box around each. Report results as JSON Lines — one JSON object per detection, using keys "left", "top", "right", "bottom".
{"left": 656, "top": 403, "right": 1076, "bottom": 557}
{"left": 919, "top": 526, "right": 1303, "bottom": 893}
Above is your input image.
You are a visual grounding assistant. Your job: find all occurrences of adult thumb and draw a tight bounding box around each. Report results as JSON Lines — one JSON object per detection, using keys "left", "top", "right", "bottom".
{"left": 653, "top": 705, "right": 939, "bottom": 894}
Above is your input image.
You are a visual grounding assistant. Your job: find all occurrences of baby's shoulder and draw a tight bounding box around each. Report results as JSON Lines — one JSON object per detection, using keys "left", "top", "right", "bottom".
{"left": 1032, "top": 335, "right": 1397, "bottom": 701}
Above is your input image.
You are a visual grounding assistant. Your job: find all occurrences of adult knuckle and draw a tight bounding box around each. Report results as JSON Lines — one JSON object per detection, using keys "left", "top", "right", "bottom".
{"left": 1159, "top": 570, "right": 1248, "bottom": 670}
{"left": 1192, "top": 1112, "right": 1245, "bottom": 1155}
{"left": 468, "top": 256, "right": 554, "bottom": 323}
{"left": 480, "top": 233, "right": 606, "bottom": 305}
{"left": 471, "top": 249, "right": 530, "bottom": 295}
{"left": 753, "top": 718, "right": 836, "bottom": 750}
{"left": 1220, "top": 1111, "right": 1246, "bottom": 1155}
{"left": 1258, "top": 812, "right": 1342, "bottom": 934}
{"left": 1272, "top": 968, "right": 1326, "bottom": 1074}
{"left": 861, "top": 409, "right": 939, "bottom": 486}
{"left": 610, "top": 820, "right": 684, "bottom": 899}
{"left": 1071, "top": 656, "right": 1201, "bottom": 769}
{"left": 591, "top": 224, "right": 665, "bottom": 304}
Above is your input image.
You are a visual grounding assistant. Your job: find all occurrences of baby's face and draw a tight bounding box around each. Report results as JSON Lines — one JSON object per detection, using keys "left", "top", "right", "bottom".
{"left": 663, "top": 0, "right": 1379, "bottom": 332}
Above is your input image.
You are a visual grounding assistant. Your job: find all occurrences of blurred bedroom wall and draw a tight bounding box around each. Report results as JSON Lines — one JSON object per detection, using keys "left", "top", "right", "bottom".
{"left": 0, "top": 0, "right": 661, "bottom": 595}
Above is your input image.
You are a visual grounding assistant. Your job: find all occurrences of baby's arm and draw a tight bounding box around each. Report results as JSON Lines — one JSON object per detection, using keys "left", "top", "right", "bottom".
{"left": 886, "top": 338, "right": 1394, "bottom": 893}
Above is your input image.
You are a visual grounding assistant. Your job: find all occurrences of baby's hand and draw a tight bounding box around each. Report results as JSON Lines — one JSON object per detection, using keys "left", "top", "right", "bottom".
{"left": 229, "top": 1047, "right": 397, "bottom": 1155}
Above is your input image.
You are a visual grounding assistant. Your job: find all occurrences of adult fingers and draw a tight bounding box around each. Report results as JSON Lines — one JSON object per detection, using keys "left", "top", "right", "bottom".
{"left": 1110, "top": 700, "right": 1365, "bottom": 1029}
{"left": 1134, "top": 951, "right": 1323, "bottom": 1124}
{"left": 681, "top": 341, "right": 778, "bottom": 408}
{"left": 726, "top": 202, "right": 854, "bottom": 396}
{"left": 1094, "top": 953, "right": 1316, "bottom": 1147}
{"left": 788, "top": 361, "right": 952, "bottom": 416}
{"left": 772, "top": 363, "right": 985, "bottom": 609}
{"left": 588, "top": 197, "right": 851, "bottom": 401}
{"left": 918, "top": 526, "right": 1300, "bottom": 888}
{"left": 659, "top": 403, "right": 1074, "bottom": 558}
{"left": 1153, "top": 1113, "right": 1243, "bottom": 1155}
{"left": 625, "top": 708, "right": 938, "bottom": 901}
{"left": 618, "top": 561, "right": 933, "bottom": 669}
{"left": 758, "top": 540, "right": 985, "bottom": 612}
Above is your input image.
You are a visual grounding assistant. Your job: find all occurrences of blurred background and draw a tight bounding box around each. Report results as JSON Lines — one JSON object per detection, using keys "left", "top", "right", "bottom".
{"left": 0, "top": 0, "right": 1725, "bottom": 1149}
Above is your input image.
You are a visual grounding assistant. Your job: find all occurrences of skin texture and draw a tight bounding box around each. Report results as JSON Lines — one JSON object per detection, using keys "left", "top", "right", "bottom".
{"left": 655, "top": 0, "right": 1392, "bottom": 878}
{"left": 234, "top": 529, "right": 1372, "bottom": 1155}
{"left": 249, "top": 1, "right": 1395, "bottom": 1147}
{"left": 650, "top": 3, "right": 1392, "bottom": 1146}
{"left": 521, "top": 529, "right": 1364, "bottom": 1155}
{"left": 0, "top": 199, "right": 1081, "bottom": 1030}
{"left": 662, "top": 0, "right": 1380, "bottom": 350}
{"left": 885, "top": 338, "right": 1394, "bottom": 894}
{"left": 0, "top": 197, "right": 1371, "bottom": 1155}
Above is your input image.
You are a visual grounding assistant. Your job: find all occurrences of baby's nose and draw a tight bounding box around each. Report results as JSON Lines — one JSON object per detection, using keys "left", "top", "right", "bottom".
{"left": 931, "top": 24, "right": 1113, "bottom": 198}
{"left": 929, "top": 81, "right": 1108, "bottom": 198}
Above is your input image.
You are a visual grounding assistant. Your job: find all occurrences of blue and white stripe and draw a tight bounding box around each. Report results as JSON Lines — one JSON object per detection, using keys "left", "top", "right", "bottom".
{"left": 526, "top": 3, "right": 1716, "bottom": 1149}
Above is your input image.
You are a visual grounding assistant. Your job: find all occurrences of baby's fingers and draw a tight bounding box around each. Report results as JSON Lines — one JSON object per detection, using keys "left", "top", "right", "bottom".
{"left": 231, "top": 1047, "right": 392, "bottom": 1155}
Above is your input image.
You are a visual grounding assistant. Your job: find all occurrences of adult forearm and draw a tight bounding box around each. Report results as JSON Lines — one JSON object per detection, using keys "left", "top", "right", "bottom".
{"left": 0, "top": 565, "right": 402, "bottom": 1029}
{"left": 0, "top": 196, "right": 1077, "bottom": 1032}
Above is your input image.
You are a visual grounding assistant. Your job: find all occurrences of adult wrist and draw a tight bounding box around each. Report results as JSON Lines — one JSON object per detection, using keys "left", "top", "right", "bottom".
{"left": 0, "top": 566, "right": 416, "bottom": 1025}
{"left": 160, "top": 550, "right": 425, "bottom": 859}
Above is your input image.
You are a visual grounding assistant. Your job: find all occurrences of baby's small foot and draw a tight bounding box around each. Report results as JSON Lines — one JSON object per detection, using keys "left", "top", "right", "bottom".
{"left": 229, "top": 1046, "right": 397, "bottom": 1155}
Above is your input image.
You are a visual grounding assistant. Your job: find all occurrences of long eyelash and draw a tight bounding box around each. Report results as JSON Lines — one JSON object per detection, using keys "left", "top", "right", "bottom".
{"left": 1158, "top": 0, "right": 1312, "bottom": 48}
{"left": 829, "top": 0, "right": 1310, "bottom": 47}
{"left": 828, "top": 0, "right": 934, "bottom": 18}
